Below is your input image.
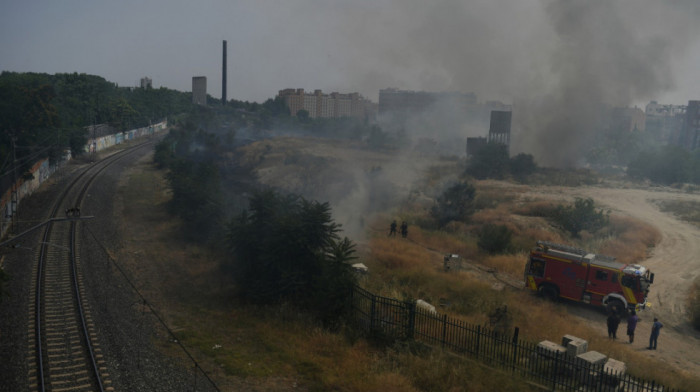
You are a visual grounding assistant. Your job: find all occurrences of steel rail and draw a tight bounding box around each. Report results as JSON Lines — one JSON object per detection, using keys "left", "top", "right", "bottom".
{"left": 33, "top": 141, "right": 154, "bottom": 391}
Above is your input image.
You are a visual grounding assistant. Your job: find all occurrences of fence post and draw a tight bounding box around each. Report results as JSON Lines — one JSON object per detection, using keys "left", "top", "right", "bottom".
{"left": 511, "top": 327, "right": 519, "bottom": 372}
{"left": 552, "top": 351, "right": 560, "bottom": 391}
{"left": 475, "top": 325, "right": 481, "bottom": 359}
{"left": 370, "top": 295, "right": 377, "bottom": 332}
{"left": 405, "top": 300, "right": 416, "bottom": 340}
{"left": 441, "top": 314, "right": 448, "bottom": 348}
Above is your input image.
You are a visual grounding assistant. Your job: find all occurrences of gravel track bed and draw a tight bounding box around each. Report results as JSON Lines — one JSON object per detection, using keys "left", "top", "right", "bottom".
{"left": 0, "top": 163, "right": 84, "bottom": 392}
{"left": 1, "top": 144, "right": 204, "bottom": 391}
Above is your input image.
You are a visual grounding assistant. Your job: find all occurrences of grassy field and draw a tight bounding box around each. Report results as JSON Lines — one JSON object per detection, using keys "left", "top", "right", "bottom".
{"left": 117, "top": 143, "right": 699, "bottom": 391}
{"left": 654, "top": 199, "right": 700, "bottom": 228}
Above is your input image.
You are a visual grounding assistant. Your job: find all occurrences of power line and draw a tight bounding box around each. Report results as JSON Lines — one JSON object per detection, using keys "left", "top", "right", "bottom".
{"left": 0, "top": 144, "right": 55, "bottom": 180}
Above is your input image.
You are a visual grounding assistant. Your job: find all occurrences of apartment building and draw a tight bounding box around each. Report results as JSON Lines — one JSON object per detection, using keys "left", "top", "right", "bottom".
{"left": 609, "top": 107, "right": 646, "bottom": 133}
{"left": 681, "top": 100, "right": 700, "bottom": 150}
{"left": 277, "top": 89, "right": 377, "bottom": 120}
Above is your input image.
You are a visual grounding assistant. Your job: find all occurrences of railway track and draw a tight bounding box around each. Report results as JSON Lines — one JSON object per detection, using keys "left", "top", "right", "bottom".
{"left": 26, "top": 141, "right": 155, "bottom": 392}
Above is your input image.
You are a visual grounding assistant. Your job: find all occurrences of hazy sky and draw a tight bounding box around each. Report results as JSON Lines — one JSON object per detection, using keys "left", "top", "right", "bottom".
{"left": 1, "top": 0, "right": 699, "bottom": 107}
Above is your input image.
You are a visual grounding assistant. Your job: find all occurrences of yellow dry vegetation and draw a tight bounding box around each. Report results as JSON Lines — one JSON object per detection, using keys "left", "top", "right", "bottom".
{"left": 118, "top": 140, "right": 698, "bottom": 391}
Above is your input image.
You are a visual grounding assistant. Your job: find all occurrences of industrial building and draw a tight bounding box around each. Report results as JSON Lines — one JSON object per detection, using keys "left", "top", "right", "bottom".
{"left": 222, "top": 40, "right": 227, "bottom": 105}
{"left": 192, "top": 76, "right": 207, "bottom": 105}
{"left": 488, "top": 110, "right": 512, "bottom": 149}
{"left": 609, "top": 107, "right": 645, "bottom": 133}
{"left": 645, "top": 101, "right": 685, "bottom": 144}
{"left": 466, "top": 110, "right": 512, "bottom": 157}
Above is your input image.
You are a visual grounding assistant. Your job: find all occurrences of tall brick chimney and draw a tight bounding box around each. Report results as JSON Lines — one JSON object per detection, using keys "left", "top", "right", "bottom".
{"left": 222, "top": 40, "right": 227, "bottom": 105}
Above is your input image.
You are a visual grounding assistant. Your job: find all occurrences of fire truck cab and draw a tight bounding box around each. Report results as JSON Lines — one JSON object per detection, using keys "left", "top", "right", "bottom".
{"left": 524, "top": 241, "right": 654, "bottom": 313}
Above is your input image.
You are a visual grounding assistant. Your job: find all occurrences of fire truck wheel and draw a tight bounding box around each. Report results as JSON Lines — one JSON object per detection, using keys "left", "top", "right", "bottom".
{"left": 538, "top": 284, "right": 558, "bottom": 302}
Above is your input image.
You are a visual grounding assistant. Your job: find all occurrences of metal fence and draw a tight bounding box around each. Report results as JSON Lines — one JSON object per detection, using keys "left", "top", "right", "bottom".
{"left": 350, "top": 286, "right": 679, "bottom": 392}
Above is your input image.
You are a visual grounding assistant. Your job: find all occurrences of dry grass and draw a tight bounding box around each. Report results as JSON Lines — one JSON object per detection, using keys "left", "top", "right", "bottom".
{"left": 122, "top": 156, "right": 540, "bottom": 391}
{"left": 482, "top": 253, "right": 528, "bottom": 276}
{"left": 358, "top": 179, "right": 698, "bottom": 390}
{"left": 597, "top": 215, "right": 661, "bottom": 264}
{"left": 359, "top": 236, "right": 698, "bottom": 389}
{"left": 121, "top": 143, "right": 699, "bottom": 391}
{"left": 511, "top": 199, "right": 559, "bottom": 217}
{"left": 655, "top": 199, "right": 700, "bottom": 228}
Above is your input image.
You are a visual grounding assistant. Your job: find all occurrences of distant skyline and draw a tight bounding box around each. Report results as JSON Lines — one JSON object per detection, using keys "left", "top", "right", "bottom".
{"left": 1, "top": 0, "right": 699, "bottom": 107}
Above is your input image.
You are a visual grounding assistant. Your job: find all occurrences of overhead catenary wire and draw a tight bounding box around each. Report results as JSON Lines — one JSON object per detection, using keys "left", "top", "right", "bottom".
{"left": 0, "top": 144, "right": 57, "bottom": 180}
{"left": 0, "top": 130, "right": 67, "bottom": 178}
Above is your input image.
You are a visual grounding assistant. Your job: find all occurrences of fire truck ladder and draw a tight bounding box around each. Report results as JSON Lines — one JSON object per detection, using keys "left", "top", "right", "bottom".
{"left": 535, "top": 241, "right": 588, "bottom": 256}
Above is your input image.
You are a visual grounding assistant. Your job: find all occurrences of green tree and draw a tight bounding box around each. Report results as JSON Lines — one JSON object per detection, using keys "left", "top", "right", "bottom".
{"left": 296, "top": 109, "right": 310, "bottom": 121}
{"left": 627, "top": 146, "right": 695, "bottom": 185}
{"left": 553, "top": 197, "right": 609, "bottom": 237}
{"left": 166, "top": 159, "right": 223, "bottom": 243}
{"left": 226, "top": 190, "right": 357, "bottom": 325}
{"left": 261, "top": 96, "right": 290, "bottom": 117}
{"left": 477, "top": 224, "right": 512, "bottom": 254}
{"left": 1, "top": 71, "right": 195, "bottom": 177}
{"left": 431, "top": 181, "right": 476, "bottom": 227}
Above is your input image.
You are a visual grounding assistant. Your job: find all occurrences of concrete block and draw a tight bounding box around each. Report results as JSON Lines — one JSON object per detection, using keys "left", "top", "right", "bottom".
{"left": 577, "top": 350, "right": 607, "bottom": 367}
{"left": 604, "top": 358, "right": 626, "bottom": 376}
{"left": 577, "top": 351, "right": 608, "bottom": 385}
{"left": 601, "top": 358, "right": 627, "bottom": 392}
{"left": 533, "top": 340, "right": 568, "bottom": 376}
{"left": 537, "top": 340, "right": 567, "bottom": 358}
{"left": 561, "top": 334, "right": 588, "bottom": 357}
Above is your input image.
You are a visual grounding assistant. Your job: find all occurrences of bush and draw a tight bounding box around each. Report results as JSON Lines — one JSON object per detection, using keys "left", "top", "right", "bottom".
{"left": 430, "top": 181, "right": 476, "bottom": 227}
{"left": 627, "top": 146, "right": 700, "bottom": 185}
{"left": 477, "top": 224, "right": 513, "bottom": 254}
{"left": 552, "top": 197, "right": 609, "bottom": 237}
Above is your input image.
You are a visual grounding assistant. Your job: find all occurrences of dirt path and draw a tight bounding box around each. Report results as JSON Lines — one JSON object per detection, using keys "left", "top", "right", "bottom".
{"left": 520, "top": 184, "right": 700, "bottom": 376}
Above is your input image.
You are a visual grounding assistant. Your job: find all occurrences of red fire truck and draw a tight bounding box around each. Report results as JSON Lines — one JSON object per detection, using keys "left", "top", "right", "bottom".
{"left": 524, "top": 241, "right": 654, "bottom": 313}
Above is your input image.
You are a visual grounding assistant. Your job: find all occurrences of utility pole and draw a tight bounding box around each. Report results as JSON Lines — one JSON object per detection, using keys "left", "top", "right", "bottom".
{"left": 10, "top": 135, "right": 18, "bottom": 235}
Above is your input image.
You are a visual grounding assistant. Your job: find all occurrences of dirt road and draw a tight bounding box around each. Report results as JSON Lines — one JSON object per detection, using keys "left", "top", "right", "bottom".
{"left": 521, "top": 183, "right": 700, "bottom": 376}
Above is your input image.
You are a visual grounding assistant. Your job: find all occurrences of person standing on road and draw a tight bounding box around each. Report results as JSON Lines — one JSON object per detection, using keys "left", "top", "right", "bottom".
{"left": 626, "top": 310, "right": 639, "bottom": 344}
{"left": 648, "top": 318, "right": 663, "bottom": 350}
{"left": 389, "top": 220, "right": 397, "bottom": 236}
{"left": 607, "top": 309, "right": 620, "bottom": 340}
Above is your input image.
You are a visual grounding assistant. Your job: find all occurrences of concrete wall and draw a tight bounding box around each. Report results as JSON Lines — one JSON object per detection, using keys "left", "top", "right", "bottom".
{"left": 0, "top": 120, "right": 168, "bottom": 238}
